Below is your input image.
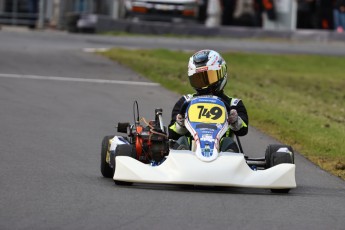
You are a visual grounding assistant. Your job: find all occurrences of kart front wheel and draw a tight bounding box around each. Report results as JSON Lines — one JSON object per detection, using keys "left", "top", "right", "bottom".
{"left": 113, "top": 144, "right": 136, "bottom": 186}
{"left": 100, "top": 135, "right": 114, "bottom": 178}
{"left": 265, "top": 144, "right": 294, "bottom": 168}
{"left": 265, "top": 144, "right": 294, "bottom": 194}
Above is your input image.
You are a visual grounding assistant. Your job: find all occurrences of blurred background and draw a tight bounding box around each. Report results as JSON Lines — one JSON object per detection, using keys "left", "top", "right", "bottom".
{"left": 0, "top": 0, "right": 344, "bottom": 34}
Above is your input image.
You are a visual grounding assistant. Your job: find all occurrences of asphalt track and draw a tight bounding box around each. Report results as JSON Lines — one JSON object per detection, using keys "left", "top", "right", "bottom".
{"left": 0, "top": 29, "right": 345, "bottom": 230}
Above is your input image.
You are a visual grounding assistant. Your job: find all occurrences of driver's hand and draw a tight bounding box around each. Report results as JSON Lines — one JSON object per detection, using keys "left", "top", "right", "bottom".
{"left": 228, "top": 109, "right": 238, "bottom": 124}
{"left": 228, "top": 109, "right": 243, "bottom": 131}
{"left": 176, "top": 114, "right": 185, "bottom": 127}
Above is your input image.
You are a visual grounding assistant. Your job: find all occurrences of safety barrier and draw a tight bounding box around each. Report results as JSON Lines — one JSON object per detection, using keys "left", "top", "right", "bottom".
{"left": 0, "top": 0, "right": 38, "bottom": 27}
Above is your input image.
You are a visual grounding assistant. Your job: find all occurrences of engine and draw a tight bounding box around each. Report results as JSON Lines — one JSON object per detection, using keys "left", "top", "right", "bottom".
{"left": 117, "top": 108, "right": 169, "bottom": 163}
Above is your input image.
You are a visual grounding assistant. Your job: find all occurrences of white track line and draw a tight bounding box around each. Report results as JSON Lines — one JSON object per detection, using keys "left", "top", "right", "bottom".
{"left": 83, "top": 48, "right": 111, "bottom": 53}
{"left": 0, "top": 73, "right": 159, "bottom": 86}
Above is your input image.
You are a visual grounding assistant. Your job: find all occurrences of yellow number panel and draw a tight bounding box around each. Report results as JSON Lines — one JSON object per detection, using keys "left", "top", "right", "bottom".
{"left": 188, "top": 102, "right": 226, "bottom": 124}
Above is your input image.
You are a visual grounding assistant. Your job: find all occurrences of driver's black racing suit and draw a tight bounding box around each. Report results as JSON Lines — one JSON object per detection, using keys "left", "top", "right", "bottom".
{"left": 168, "top": 91, "right": 249, "bottom": 151}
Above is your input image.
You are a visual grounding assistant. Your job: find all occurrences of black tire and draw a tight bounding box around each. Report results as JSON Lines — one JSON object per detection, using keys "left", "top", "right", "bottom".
{"left": 265, "top": 144, "right": 294, "bottom": 194}
{"left": 265, "top": 144, "right": 294, "bottom": 168}
{"left": 101, "top": 135, "right": 114, "bottom": 178}
{"left": 65, "top": 12, "right": 81, "bottom": 33}
{"left": 113, "top": 144, "right": 136, "bottom": 186}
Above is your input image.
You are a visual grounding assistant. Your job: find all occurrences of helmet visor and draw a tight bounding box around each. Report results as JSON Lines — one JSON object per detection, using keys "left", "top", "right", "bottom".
{"left": 189, "top": 69, "right": 224, "bottom": 89}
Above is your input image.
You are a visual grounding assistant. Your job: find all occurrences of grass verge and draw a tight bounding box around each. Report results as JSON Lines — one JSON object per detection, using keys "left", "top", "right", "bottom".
{"left": 100, "top": 48, "right": 345, "bottom": 180}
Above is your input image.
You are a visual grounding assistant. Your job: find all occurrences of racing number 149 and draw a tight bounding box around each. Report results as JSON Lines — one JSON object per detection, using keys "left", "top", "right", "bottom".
{"left": 197, "top": 105, "right": 222, "bottom": 120}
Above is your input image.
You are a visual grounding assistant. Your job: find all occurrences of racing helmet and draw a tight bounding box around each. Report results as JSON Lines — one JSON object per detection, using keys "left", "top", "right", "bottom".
{"left": 188, "top": 50, "right": 228, "bottom": 95}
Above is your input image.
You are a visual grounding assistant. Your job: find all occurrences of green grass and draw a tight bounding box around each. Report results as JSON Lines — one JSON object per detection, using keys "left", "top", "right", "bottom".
{"left": 100, "top": 48, "right": 345, "bottom": 179}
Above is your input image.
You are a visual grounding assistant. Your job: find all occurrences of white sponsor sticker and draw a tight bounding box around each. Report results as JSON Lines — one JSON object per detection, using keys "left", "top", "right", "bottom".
{"left": 231, "top": 98, "right": 241, "bottom": 106}
{"left": 200, "top": 134, "right": 215, "bottom": 143}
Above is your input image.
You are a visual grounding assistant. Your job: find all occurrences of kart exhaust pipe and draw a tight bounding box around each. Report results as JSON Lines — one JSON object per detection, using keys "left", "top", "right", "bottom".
{"left": 155, "top": 108, "right": 164, "bottom": 132}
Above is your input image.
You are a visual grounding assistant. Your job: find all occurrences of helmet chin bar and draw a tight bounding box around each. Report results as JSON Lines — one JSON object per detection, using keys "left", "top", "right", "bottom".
{"left": 195, "top": 82, "right": 222, "bottom": 95}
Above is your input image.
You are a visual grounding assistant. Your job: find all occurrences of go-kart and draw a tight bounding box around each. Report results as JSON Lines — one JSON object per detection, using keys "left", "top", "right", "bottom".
{"left": 101, "top": 96, "right": 296, "bottom": 193}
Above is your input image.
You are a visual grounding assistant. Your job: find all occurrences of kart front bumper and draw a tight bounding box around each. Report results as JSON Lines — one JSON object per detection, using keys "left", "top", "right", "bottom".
{"left": 114, "top": 150, "right": 296, "bottom": 189}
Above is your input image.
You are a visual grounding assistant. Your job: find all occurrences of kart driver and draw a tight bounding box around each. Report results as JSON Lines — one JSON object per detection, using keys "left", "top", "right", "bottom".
{"left": 168, "top": 49, "right": 249, "bottom": 152}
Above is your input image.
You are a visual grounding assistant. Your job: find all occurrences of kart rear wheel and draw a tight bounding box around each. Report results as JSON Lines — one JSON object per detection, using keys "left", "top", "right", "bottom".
{"left": 265, "top": 144, "right": 294, "bottom": 194}
{"left": 100, "top": 135, "right": 114, "bottom": 178}
{"left": 113, "top": 144, "right": 136, "bottom": 186}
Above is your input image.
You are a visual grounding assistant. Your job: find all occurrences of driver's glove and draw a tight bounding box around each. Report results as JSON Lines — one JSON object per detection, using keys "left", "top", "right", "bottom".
{"left": 228, "top": 109, "right": 243, "bottom": 131}
{"left": 176, "top": 114, "right": 185, "bottom": 127}
{"left": 175, "top": 114, "right": 188, "bottom": 135}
